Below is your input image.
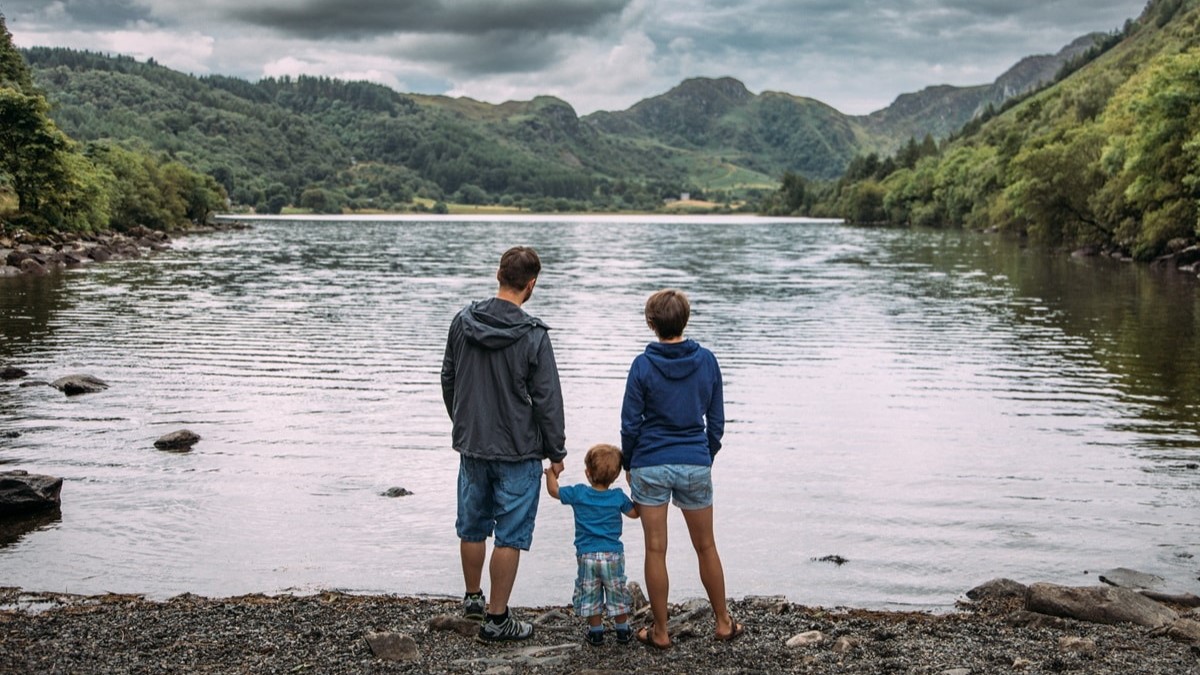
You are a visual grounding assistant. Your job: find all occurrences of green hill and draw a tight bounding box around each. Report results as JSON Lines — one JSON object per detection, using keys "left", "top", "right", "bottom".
{"left": 793, "top": 0, "right": 1198, "bottom": 261}
{"left": 21, "top": 28, "right": 1105, "bottom": 214}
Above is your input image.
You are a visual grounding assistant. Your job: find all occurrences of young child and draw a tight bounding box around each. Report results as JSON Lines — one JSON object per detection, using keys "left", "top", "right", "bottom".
{"left": 544, "top": 443, "right": 640, "bottom": 646}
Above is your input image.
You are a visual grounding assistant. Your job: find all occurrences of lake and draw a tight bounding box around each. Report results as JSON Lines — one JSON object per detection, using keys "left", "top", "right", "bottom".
{"left": 1, "top": 214, "right": 1197, "bottom": 610}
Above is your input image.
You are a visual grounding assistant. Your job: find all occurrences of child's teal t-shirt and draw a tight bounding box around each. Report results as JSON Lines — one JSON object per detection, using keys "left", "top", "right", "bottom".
{"left": 558, "top": 485, "right": 635, "bottom": 555}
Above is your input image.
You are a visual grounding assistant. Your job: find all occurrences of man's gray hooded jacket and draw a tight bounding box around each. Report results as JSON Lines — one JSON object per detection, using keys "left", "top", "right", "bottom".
{"left": 441, "top": 297, "right": 566, "bottom": 463}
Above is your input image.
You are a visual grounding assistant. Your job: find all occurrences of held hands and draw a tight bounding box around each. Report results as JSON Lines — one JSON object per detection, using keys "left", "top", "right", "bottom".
{"left": 543, "top": 463, "right": 562, "bottom": 499}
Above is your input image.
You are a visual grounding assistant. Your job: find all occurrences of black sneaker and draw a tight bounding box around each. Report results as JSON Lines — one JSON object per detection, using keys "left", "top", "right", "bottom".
{"left": 477, "top": 611, "right": 534, "bottom": 643}
{"left": 586, "top": 628, "right": 605, "bottom": 646}
{"left": 615, "top": 625, "right": 632, "bottom": 644}
{"left": 463, "top": 592, "right": 486, "bottom": 621}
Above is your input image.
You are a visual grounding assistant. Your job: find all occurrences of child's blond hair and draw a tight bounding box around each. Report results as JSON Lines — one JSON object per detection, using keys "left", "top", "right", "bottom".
{"left": 584, "top": 443, "right": 623, "bottom": 487}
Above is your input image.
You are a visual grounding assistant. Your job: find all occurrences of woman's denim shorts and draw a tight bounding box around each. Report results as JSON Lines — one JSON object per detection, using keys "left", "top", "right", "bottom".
{"left": 629, "top": 464, "right": 713, "bottom": 509}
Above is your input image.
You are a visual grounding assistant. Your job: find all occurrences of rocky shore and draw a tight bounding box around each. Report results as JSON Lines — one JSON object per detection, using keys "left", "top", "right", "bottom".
{"left": 0, "top": 221, "right": 251, "bottom": 277}
{"left": 1, "top": 580, "right": 1197, "bottom": 674}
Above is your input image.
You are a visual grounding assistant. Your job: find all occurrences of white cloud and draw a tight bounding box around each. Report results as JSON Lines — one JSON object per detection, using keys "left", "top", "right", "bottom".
{"left": 11, "top": 24, "right": 215, "bottom": 74}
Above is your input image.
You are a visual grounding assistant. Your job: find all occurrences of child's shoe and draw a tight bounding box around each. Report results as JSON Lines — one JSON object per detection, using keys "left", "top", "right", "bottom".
{"left": 585, "top": 627, "right": 605, "bottom": 646}
{"left": 615, "top": 624, "right": 633, "bottom": 644}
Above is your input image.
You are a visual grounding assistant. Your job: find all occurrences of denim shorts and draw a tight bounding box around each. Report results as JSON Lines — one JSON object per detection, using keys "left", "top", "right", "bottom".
{"left": 456, "top": 455, "right": 543, "bottom": 550}
{"left": 629, "top": 464, "right": 713, "bottom": 510}
{"left": 573, "top": 552, "right": 632, "bottom": 618}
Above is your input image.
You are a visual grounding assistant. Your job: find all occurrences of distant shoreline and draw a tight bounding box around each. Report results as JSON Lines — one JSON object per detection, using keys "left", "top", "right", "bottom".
{"left": 213, "top": 212, "right": 839, "bottom": 224}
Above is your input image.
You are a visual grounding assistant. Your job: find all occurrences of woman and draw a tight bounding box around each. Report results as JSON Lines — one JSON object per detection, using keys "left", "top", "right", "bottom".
{"left": 620, "top": 289, "right": 743, "bottom": 649}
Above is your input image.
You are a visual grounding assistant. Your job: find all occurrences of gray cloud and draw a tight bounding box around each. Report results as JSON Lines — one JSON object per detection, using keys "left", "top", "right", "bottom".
{"left": 228, "top": 0, "right": 629, "bottom": 40}
{"left": 1, "top": 0, "right": 155, "bottom": 28}
{"left": 4, "top": 0, "right": 1151, "bottom": 114}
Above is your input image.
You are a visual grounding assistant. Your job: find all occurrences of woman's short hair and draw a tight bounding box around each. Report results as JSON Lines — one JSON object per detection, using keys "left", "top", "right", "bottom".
{"left": 645, "top": 289, "right": 690, "bottom": 340}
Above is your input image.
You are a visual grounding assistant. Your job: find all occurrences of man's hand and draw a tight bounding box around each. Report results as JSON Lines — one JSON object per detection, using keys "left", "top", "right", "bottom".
{"left": 549, "top": 461, "right": 564, "bottom": 478}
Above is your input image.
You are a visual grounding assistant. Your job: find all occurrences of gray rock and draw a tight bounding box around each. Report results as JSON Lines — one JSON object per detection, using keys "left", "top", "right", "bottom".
{"left": 1161, "top": 618, "right": 1200, "bottom": 645}
{"left": 154, "top": 430, "right": 200, "bottom": 451}
{"left": 363, "top": 631, "right": 418, "bottom": 662}
{"left": 18, "top": 258, "right": 46, "bottom": 275}
{"left": 428, "top": 614, "right": 479, "bottom": 637}
{"left": 0, "top": 265, "right": 20, "bottom": 277}
{"left": 0, "top": 366, "right": 28, "bottom": 380}
{"left": 51, "top": 374, "right": 109, "bottom": 396}
{"left": 832, "top": 635, "right": 861, "bottom": 653}
{"left": 1007, "top": 609, "right": 1072, "bottom": 629}
{"left": 382, "top": 487, "right": 412, "bottom": 497}
{"left": 0, "top": 470, "right": 63, "bottom": 516}
{"left": 785, "top": 630, "right": 823, "bottom": 648}
{"left": 1099, "top": 567, "right": 1164, "bottom": 590}
{"left": 745, "top": 594, "right": 789, "bottom": 614}
{"left": 967, "top": 578, "right": 1028, "bottom": 600}
{"left": 1058, "top": 636, "right": 1097, "bottom": 653}
{"left": 1026, "top": 582, "right": 1179, "bottom": 628}
{"left": 627, "top": 580, "right": 648, "bottom": 611}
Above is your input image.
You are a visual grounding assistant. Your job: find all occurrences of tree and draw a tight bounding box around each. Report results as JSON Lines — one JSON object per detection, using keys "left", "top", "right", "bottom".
{"left": 0, "top": 89, "right": 74, "bottom": 216}
{"left": 0, "top": 15, "right": 32, "bottom": 91}
{"left": 1007, "top": 127, "right": 1109, "bottom": 245}
{"left": 1101, "top": 51, "right": 1200, "bottom": 258}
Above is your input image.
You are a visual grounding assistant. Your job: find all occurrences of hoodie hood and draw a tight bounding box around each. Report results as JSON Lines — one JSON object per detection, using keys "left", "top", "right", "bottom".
{"left": 644, "top": 339, "right": 703, "bottom": 380}
{"left": 460, "top": 297, "right": 549, "bottom": 350}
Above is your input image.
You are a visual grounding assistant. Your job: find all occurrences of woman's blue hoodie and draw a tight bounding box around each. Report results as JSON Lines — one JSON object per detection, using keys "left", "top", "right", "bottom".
{"left": 620, "top": 339, "right": 724, "bottom": 470}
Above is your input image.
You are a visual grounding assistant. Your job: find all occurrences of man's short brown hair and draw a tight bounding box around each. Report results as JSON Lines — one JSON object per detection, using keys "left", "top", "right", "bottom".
{"left": 645, "top": 289, "right": 690, "bottom": 340}
{"left": 497, "top": 246, "right": 541, "bottom": 290}
{"left": 585, "top": 443, "right": 623, "bottom": 487}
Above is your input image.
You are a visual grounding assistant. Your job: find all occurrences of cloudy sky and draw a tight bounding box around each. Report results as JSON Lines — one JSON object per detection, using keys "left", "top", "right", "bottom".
{"left": 2, "top": 0, "right": 1148, "bottom": 116}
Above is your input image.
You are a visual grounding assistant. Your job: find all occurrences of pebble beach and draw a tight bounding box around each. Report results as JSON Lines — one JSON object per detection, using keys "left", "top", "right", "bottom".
{"left": 1, "top": 586, "right": 1197, "bottom": 674}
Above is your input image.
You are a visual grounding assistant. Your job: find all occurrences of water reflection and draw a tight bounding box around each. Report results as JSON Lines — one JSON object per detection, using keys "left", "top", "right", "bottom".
{"left": 0, "top": 216, "right": 1196, "bottom": 608}
{"left": 0, "top": 508, "right": 61, "bottom": 548}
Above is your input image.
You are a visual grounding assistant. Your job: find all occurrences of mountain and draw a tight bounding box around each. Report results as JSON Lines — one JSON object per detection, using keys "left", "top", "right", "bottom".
{"left": 861, "top": 33, "right": 1104, "bottom": 142}
{"left": 21, "top": 31, "right": 1102, "bottom": 211}
{"left": 579, "top": 36, "right": 1101, "bottom": 181}
{"left": 792, "top": 0, "right": 1199, "bottom": 261}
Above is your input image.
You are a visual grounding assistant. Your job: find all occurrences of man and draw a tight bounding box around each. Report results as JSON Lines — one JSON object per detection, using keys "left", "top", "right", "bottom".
{"left": 441, "top": 245, "right": 566, "bottom": 642}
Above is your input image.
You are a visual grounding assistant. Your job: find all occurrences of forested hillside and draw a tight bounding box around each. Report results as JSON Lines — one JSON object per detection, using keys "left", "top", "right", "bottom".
{"left": 774, "top": 0, "right": 1198, "bottom": 262}
{"left": 19, "top": 28, "right": 1095, "bottom": 215}
{"left": 0, "top": 16, "right": 223, "bottom": 234}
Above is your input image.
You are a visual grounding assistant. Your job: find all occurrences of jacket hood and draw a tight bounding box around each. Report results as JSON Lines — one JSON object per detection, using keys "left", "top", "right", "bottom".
{"left": 644, "top": 339, "right": 703, "bottom": 380}
{"left": 460, "top": 297, "right": 549, "bottom": 349}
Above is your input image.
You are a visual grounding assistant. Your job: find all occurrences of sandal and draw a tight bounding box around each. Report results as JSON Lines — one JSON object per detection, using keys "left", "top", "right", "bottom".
{"left": 715, "top": 621, "right": 745, "bottom": 642}
{"left": 635, "top": 625, "right": 672, "bottom": 650}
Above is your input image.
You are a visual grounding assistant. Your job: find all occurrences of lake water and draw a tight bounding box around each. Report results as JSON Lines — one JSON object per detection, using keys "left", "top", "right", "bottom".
{"left": 1, "top": 215, "right": 1198, "bottom": 610}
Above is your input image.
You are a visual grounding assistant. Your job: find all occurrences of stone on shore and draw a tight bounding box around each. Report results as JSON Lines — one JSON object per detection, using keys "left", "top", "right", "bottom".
{"left": 51, "top": 374, "right": 109, "bottom": 396}
{"left": 363, "top": 631, "right": 419, "bottom": 662}
{"left": 1025, "top": 582, "right": 1179, "bottom": 628}
{"left": 967, "top": 578, "right": 1029, "bottom": 601}
{"left": 428, "top": 614, "right": 479, "bottom": 637}
{"left": 1099, "top": 567, "right": 1165, "bottom": 590}
{"left": 786, "top": 630, "right": 824, "bottom": 648}
{"left": 0, "top": 470, "right": 63, "bottom": 516}
{"left": 381, "top": 487, "right": 412, "bottom": 497}
{"left": 1, "top": 366, "right": 28, "bottom": 380}
{"left": 154, "top": 429, "right": 201, "bottom": 451}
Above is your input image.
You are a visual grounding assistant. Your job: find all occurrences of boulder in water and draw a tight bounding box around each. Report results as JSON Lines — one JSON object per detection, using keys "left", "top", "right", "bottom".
{"left": 0, "top": 470, "right": 63, "bottom": 516}
{"left": 154, "top": 430, "right": 200, "bottom": 451}
{"left": 51, "top": 375, "right": 109, "bottom": 396}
